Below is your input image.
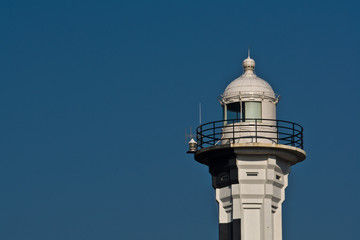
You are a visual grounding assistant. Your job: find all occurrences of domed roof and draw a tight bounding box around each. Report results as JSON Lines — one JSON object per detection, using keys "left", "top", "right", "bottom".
{"left": 222, "top": 56, "right": 277, "bottom": 103}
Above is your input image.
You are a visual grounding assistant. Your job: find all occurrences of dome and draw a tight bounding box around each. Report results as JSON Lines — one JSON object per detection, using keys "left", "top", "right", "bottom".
{"left": 222, "top": 56, "right": 277, "bottom": 103}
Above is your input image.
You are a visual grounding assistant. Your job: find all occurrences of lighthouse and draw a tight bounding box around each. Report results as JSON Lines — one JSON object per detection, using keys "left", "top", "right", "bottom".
{"left": 188, "top": 55, "right": 306, "bottom": 240}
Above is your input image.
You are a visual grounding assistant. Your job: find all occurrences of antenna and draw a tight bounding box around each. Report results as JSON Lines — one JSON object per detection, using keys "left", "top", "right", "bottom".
{"left": 185, "top": 103, "right": 201, "bottom": 144}
{"left": 248, "top": 47, "right": 250, "bottom": 58}
{"left": 185, "top": 127, "right": 196, "bottom": 143}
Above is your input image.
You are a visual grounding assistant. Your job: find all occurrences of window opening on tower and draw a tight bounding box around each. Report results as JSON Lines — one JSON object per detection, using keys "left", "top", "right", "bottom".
{"left": 224, "top": 101, "right": 262, "bottom": 122}
{"left": 225, "top": 102, "right": 241, "bottom": 121}
{"left": 246, "top": 172, "right": 258, "bottom": 177}
{"left": 243, "top": 101, "right": 262, "bottom": 122}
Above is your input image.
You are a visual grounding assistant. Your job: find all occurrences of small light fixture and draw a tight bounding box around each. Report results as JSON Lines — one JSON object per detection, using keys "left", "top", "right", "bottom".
{"left": 187, "top": 138, "right": 197, "bottom": 153}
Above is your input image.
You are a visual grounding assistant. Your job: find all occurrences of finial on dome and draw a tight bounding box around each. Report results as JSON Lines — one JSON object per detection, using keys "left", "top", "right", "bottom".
{"left": 242, "top": 51, "right": 255, "bottom": 74}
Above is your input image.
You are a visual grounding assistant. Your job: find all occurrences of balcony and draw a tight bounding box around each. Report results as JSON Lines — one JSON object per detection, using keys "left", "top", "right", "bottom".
{"left": 196, "top": 119, "right": 304, "bottom": 150}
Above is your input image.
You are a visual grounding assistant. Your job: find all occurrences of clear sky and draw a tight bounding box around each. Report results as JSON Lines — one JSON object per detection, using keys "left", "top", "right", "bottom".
{"left": 0, "top": 0, "right": 359, "bottom": 239}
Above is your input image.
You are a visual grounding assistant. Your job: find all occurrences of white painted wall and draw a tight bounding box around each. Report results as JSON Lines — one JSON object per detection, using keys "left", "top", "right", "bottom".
{"left": 215, "top": 153, "right": 291, "bottom": 240}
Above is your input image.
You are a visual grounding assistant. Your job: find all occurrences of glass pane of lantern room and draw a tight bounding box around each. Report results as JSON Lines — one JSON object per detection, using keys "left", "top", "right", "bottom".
{"left": 226, "top": 102, "right": 240, "bottom": 121}
{"left": 244, "top": 102, "right": 261, "bottom": 121}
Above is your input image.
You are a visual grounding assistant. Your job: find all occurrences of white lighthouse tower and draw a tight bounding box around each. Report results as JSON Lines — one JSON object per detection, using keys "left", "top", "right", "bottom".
{"left": 188, "top": 55, "right": 306, "bottom": 240}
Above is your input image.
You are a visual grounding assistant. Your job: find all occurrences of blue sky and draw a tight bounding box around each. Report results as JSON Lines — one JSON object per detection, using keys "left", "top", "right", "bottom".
{"left": 0, "top": 0, "right": 359, "bottom": 239}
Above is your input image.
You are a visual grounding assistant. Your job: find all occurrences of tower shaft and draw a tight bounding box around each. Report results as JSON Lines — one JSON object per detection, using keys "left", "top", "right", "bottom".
{"left": 215, "top": 153, "right": 290, "bottom": 240}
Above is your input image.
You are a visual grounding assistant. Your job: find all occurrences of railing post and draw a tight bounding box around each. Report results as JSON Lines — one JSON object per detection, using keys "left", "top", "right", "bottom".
{"left": 200, "top": 125, "right": 202, "bottom": 148}
{"left": 255, "top": 119, "right": 257, "bottom": 143}
{"left": 292, "top": 123, "right": 295, "bottom": 146}
{"left": 213, "top": 122, "right": 215, "bottom": 146}
{"left": 233, "top": 120, "right": 235, "bottom": 144}
{"left": 301, "top": 130, "right": 304, "bottom": 149}
{"left": 276, "top": 120, "right": 279, "bottom": 144}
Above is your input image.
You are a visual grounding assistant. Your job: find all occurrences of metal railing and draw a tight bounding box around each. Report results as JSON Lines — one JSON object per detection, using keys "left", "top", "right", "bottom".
{"left": 196, "top": 119, "right": 303, "bottom": 150}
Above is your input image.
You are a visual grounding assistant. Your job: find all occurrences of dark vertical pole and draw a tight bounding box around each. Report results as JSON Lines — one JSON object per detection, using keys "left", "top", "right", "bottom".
{"left": 255, "top": 119, "right": 258, "bottom": 143}
{"left": 292, "top": 123, "right": 295, "bottom": 146}
{"left": 200, "top": 125, "right": 202, "bottom": 148}
{"left": 301, "top": 129, "right": 304, "bottom": 149}
{"left": 276, "top": 120, "right": 279, "bottom": 144}
{"left": 213, "top": 122, "right": 216, "bottom": 146}
{"left": 233, "top": 120, "right": 235, "bottom": 144}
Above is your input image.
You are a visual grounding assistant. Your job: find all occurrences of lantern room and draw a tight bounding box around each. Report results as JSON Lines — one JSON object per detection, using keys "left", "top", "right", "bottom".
{"left": 190, "top": 54, "right": 304, "bottom": 155}
{"left": 219, "top": 56, "right": 279, "bottom": 122}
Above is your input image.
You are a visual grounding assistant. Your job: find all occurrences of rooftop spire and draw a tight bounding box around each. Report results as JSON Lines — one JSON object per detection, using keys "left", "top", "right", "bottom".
{"left": 242, "top": 52, "right": 255, "bottom": 74}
